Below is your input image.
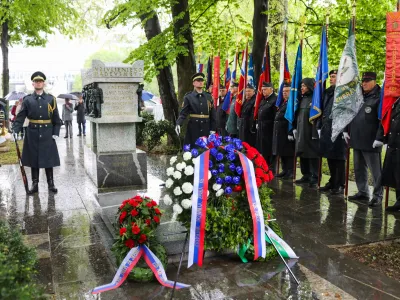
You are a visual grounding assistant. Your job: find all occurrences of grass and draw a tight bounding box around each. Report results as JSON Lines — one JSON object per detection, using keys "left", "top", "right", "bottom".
{"left": 0, "top": 140, "right": 23, "bottom": 165}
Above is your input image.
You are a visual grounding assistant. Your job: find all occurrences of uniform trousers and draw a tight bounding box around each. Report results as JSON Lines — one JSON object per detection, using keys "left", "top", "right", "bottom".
{"left": 327, "top": 159, "right": 345, "bottom": 189}
{"left": 281, "top": 156, "right": 294, "bottom": 174}
{"left": 353, "top": 149, "right": 383, "bottom": 200}
{"left": 300, "top": 157, "right": 319, "bottom": 181}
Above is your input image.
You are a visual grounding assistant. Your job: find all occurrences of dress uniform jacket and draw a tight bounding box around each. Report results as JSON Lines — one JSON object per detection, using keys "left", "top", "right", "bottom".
{"left": 176, "top": 90, "right": 216, "bottom": 146}
{"left": 13, "top": 92, "right": 62, "bottom": 168}
{"left": 238, "top": 95, "right": 256, "bottom": 147}
{"left": 256, "top": 93, "right": 277, "bottom": 157}
{"left": 226, "top": 96, "right": 238, "bottom": 135}
{"left": 381, "top": 99, "right": 400, "bottom": 188}
{"left": 349, "top": 85, "right": 384, "bottom": 152}
{"left": 318, "top": 86, "right": 346, "bottom": 160}
{"left": 272, "top": 101, "right": 295, "bottom": 157}
{"left": 294, "top": 91, "right": 319, "bottom": 158}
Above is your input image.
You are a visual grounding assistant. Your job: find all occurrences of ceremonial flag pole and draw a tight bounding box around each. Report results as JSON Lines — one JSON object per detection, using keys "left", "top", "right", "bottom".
{"left": 235, "top": 37, "right": 249, "bottom": 117}
{"left": 213, "top": 46, "right": 221, "bottom": 108}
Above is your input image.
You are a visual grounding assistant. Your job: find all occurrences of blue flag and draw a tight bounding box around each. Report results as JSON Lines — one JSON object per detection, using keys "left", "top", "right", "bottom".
{"left": 310, "top": 26, "right": 329, "bottom": 122}
{"left": 284, "top": 44, "right": 302, "bottom": 131}
{"left": 248, "top": 54, "right": 255, "bottom": 87}
{"left": 206, "top": 57, "right": 212, "bottom": 90}
{"left": 378, "top": 81, "right": 385, "bottom": 120}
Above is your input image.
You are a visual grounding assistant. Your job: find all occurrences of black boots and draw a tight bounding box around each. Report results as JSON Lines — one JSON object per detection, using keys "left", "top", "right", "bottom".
{"left": 45, "top": 168, "right": 58, "bottom": 193}
{"left": 28, "top": 168, "right": 39, "bottom": 194}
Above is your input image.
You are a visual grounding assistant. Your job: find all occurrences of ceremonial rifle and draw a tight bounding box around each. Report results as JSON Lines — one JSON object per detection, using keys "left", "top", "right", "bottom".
{"left": 13, "top": 133, "right": 29, "bottom": 194}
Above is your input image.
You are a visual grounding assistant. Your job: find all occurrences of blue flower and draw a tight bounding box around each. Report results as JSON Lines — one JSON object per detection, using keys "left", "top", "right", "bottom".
{"left": 216, "top": 177, "right": 223, "bottom": 185}
{"left": 225, "top": 144, "right": 235, "bottom": 153}
{"left": 229, "top": 163, "right": 236, "bottom": 171}
{"left": 233, "top": 176, "right": 241, "bottom": 185}
{"left": 224, "top": 176, "right": 232, "bottom": 184}
{"left": 225, "top": 187, "right": 232, "bottom": 195}
{"left": 236, "top": 166, "right": 243, "bottom": 175}
{"left": 214, "top": 139, "right": 222, "bottom": 147}
{"left": 183, "top": 144, "right": 191, "bottom": 152}
{"left": 224, "top": 136, "right": 232, "bottom": 143}
{"left": 234, "top": 141, "right": 243, "bottom": 150}
{"left": 208, "top": 134, "right": 217, "bottom": 143}
{"left": 211, "top": 169, "right": 219, "bottom": 176}
{"left": 227, "top": 153, "right": 236, "bottom": 161}
{"left": 232, "top": 138, "right": 242, "bottom": 144}
{"left": 191, "top": 149, "right": 199, "bottom": 157}
{"left": 195, "top": 138, "right": 207, "bottom": 148}
{"left": 210, "top": 148, "right": 218, "bottom": 157}
{"left": 216, "top": 153, "right": 224, "bottom": 161}
{"left": 209, "top": 160, "right": 213, "bottom": 168}
{"left": 218, "top": 163, "right": 225, "bottom": 171}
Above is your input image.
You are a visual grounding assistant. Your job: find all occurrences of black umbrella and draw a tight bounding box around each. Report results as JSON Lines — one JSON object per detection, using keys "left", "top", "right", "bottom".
{"left": 5, "top": 91, "right": 27, "bottom": 101}
{"left": 70, "top": 91, "right": 82, "bottom": 98}
{"left": 57, "top": 93, "right": 78, "bottom": 100}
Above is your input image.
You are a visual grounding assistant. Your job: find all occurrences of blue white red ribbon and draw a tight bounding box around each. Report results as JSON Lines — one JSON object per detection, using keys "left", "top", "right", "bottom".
{"left": 188, "top": 150, "right": 210, "bottom": 268}
{"left": 92, "top": 245, "right": 189, "bottom": 294}
{"left": 238, "top": 152, "right": 266, "bottom": 260}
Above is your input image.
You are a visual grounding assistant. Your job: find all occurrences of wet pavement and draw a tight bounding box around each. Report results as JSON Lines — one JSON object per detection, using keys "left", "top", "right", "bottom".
{"left": 1, "top": 119, "right": 400, "bottom": 299}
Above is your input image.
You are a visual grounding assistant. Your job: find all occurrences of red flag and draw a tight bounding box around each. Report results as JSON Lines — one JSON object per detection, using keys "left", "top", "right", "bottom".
{"left": 254, "top": 42, "right": 271, "bottom": 119}
{"left": 235, "top": 45, "right": 248, "bottom": 117}
{"left": 213, "top": 56, "right": 220, "bottom": 108}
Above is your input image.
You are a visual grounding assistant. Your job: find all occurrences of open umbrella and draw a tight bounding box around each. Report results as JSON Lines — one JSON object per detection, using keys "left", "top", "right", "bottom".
{"left": 57, "top": 93, "right": 78, "bottom": 100}
{"left": 70, "top": 91, "right": 82, "bottom": 98}
{"left": 142, "top": 90, "right": 154, "bottom": 101}
{"left": 5, "top": 91, "right": 27, "bottom": 101}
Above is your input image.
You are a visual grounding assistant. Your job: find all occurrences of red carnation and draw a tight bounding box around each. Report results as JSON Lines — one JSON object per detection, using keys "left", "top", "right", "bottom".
{"left": 242, "top": 142, "right": 251, "bottom": 150}
{"left": 119, "top": 227, "right": 127, "bottom": 236}
{"left": 119, "top": 203, "right": 126, "bottom": 210}
{"left": 255, "top": 168, "right": 265, "bottom": 178}
{"left": 119, "top": 211, "right": 127, "bottom": 223}
{"left": 151, "top": 200, "right": 157, "bottom": 207}
{"left": 154, "top": 208, "right": 161, "bottom": 215}
{"left": 129, "top": 200, "right": 139, "bottom": 207}
{"left": 153, "top": 215, "right": 160, "bottom": 223}
{"left": 132, "top": 224, "right": 141, "bottom": 235}
{"left": 145, "top": 219, "right": 151, "bottom": 226}
{"left": 130, "top": 209, "right": 139, "bottom": 217}
{"left": 246, "top": 147, "right": 258, "bottom": 160}
{"left": 256, "top": 177, "right": 262, "bottom": 188}
{"left": 133, "top": 195, "right": 142, "bottom": 200}
{"left": 125, "top": 239, "right": 135, "bottom": 249}
{"left": 233, "top": 185, "right": 243, "bottom": 192}
{"left": 146, "top": 202, "right": 153, "bottom": 208}
{"left": 122, "top": 199, "right": 129, "bottom": 205}
{"left": 138, "top": 234, "right": 147, "bottom": 244}
{"left": 254, "top": 155, "right": 265, "bottom": 167}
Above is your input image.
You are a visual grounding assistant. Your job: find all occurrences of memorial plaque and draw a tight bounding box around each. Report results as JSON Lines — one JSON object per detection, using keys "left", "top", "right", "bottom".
{"left": 99, "top": 83, "right": 138, "bottom": 118}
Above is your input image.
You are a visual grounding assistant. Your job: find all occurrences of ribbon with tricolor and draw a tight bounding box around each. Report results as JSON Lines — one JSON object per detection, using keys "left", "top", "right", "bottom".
{"left": 92, "top": 245, "right": 190, "bottom": 294}
{"left": 188, "top": 151, "right": 210, "bottom": 267}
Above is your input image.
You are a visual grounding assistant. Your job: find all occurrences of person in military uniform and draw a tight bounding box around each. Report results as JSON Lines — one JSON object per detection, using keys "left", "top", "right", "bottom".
{"left": 238, "top": 83, "right": 257, "bottom": 147}
{"left": 225, "top": 82, "right": 239, "bottom": 137}
{"left": 317, "top": 70, "right": 347, "bottom": 195}
{"left": 216, "top": 83, "right": 228, "bottom": 136}
{"left": 175, "top": 72, "right": 216, "bottom": 146}
{"left": 381, "top": 98, "right": 400, "bottom": 212}
{"left": 293, "top": 78, "right": 319, "bottom": 187}
{"left": 345, "top": 72, "right": 384, "bottom": 205}
{"left": 256, "top": 81, "right": 277, "bottom": 171}
{"left": 273, "top": 83, "right": 295, "bottom": 179}
{"left": 13, "top": 71, "right": 61, "bottom": 194}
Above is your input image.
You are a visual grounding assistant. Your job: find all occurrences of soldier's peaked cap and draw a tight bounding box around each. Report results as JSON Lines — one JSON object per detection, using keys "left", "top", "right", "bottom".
{"left": 262, "top": 81, "right": 273, "bottom": 88}
{"left": 192, "top": 72, "right": 205, "bottom": 82}
{"left": 246, "top": 83, "right": 255, "bottom": 90}
{"left": 362, "top": 72, "right": 377, "bottom": 81}
{"left": 31, "top": 71, "right": 46, "bottom": 81}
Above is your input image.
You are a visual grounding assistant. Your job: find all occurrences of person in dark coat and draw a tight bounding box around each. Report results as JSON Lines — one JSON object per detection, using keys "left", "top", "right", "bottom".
{"left": 381, "top": 98, "right": 400, "bottom": 212}
{"left": 238, "top": 83, "right": 256, "bottom": 147}
{"left": 216, "top": 83, "right": 228, "bottom": 136}
{"left": 225, "top": 82, "right": 239, "bottom": 137}
{"left": 12, "top": 71, "right": 61, "bottom": 194}
{"left": 345, "top": 72, "right": 384, "bottom": 205}
{"left": 74, "top": 95, "right": 86, "bottom": 136}
{"left": 317, "top": 70, "right": 347, "bottom": 195}
{"left": 175, "top": 72, "right": 216, "bottom": 147}
{"left": 256, "top": 81, "right": 277, "bottom": 171}
{"left": 293, "top": 78, "right": 319, "bottom": 187}
{"left": 273, "top": 83, "right": 295, "bottom": 179}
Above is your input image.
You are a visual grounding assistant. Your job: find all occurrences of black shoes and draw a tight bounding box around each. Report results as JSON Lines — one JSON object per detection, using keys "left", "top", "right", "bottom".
{"left": 28, "top": 168, "right": 39, "bottom": 195}
{"left": 295, "top": 177, "right": 310, "bottom": 184}
{"left": 348, "top": 193, "right": 370, "bottom": 201}
{"left": 275, "top": 171, "right": 287, "bottom": 178}
{"left": 330, "top": 187, "right": 344, "bottom": 195}
{"left": 385, "top": 201, "right": 400, "bottom": 212}
{"left": 77, "top": 134, "right": 82, "bottom": 136}
{"left": 368, "top": 197, "right": 382, "bottom": 207}
{"left": 282, "top": 171, "right": 293, "bottom": 180}
{"left": 319, "top": 183, "right": 332, "bottom": 192}
{"left": 45, "top": 168, "right": 58, "bottom": 193}
{"left": 64, "top": 136, "right": 68, "bottom": 138}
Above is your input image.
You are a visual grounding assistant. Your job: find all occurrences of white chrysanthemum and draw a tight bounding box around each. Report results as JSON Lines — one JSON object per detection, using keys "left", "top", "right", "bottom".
{"left": 213, "top": 183, "right": 222, "bottom": 191}
{"left": 170, "top": 156, "right": 177, "bottom": 165}
{"left": 208, "top": 171, "right": 212, "bottom": 179}
{"left": 163, "top": 194, "right": 173, "bottom": 206}
{"left": 173, "top": 186, "right": 183, "bottom": 196}
{"left": 182, "top": 182, "right": 193, "bottom": 194}
{"left": 176, "top": 162, "right": 186, "bottom": 171}
{"left": 173, "top": 171, "right": 182, "bottom": 180}
{"left": 181, "top": 199, "right": 192, "bottom": 209}
{"left": 165, "top": 178, "right": 174, "bottom": 188}
{"left": 166, "top": 167, "right": 174, "bottom": 176}
{"left": 216, "top": 189, "right": 224, "bottom": 197}
{"left": 184, "top": 165, "right": 194, "bottom": 176}
{"left": 183, "top": 152, "right": 192, "bottom": 161}
{"left": 173, "top": 203, "right": 183, "bottom": 214}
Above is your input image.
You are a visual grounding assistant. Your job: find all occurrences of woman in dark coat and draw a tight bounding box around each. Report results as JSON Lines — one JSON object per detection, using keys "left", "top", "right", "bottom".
{"left": 74, "top": 96, "right": 86, "bottom": 136}
{"left": 238, "top": 84, "right": 257, "bottom": 147}
{"left": 256, "top": 82, "right": 277, "bottom": 170}
{"left": 293, "top": 78, "right": 319, "bottom": 187}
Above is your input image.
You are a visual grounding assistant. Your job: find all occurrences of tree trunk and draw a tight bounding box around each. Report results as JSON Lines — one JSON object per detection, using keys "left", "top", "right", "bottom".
{"left": 252, "top": 0, "right": 268, "bottom": 85}
{"left": 1, "top": 20, "right": 9, "bottom": 98}
{"left": 171, "top": 0, "right": 196, "bottom": 105}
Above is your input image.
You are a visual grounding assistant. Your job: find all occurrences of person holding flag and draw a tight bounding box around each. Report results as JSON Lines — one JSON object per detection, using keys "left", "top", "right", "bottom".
{"left": 217, "top": 83, "right": 228, "bottom": 136}
{"left": 225, "top": 82, "right": 239, "bottom": 137}
{"left": 238, "top": 83, "right": 257, "bottom": 147}
{"left": 255, "top": 82, "right": 277, "bottom": 170}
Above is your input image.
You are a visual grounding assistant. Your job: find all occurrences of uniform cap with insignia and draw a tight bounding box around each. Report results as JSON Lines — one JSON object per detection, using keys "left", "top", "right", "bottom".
{"left": 329, "top": 70, "right": 338, "bottom": 75}
{"left": 246, "top": 83, "right": 255, "bottom": 90}
{"left": 262, "top": 81, "right": 273, "bottom": 88}
{"left": 31, "top": 71, "right": 46, "bottom": 81}
{"left": 231, "top": 82, "right": 238, "bottom": 87}
{"left": 361, "top": 71, "right": 377, "bottom": 82}
{"left": 192, "top": 72, "right": 205, "bottom": 82}
{"left": 219, "top": 83, "right": 226, "bottom": 89}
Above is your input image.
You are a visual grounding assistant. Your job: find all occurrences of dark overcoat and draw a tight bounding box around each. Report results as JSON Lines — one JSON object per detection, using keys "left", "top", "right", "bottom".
{"left": 272, "top": 101, "right": 295, "bottom": 157}
{"left": 318, "top": 86, "right": 346, "bottom": 160}
{"left": 176, "top": 90, "right": 216, "bottom": 146}
{"left": 238, "top": 94, "right": 256, "bottom": 147}
{"left": 74, "top": 102, "right": 86, "bottom": 123}
{"left": 13, "top": 92, "right": 61, "bottom": 168}
{"left": 256, "top": 93, "right": 277, "bottom": 157}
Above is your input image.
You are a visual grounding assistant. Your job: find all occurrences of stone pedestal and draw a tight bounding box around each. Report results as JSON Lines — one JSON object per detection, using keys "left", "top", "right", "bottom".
{"left": 82, "top": 60, "right": 147, "bottom": 192}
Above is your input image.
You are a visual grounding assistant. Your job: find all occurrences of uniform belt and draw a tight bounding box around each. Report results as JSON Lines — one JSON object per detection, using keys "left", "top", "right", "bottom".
{"left": 29, "top": 119, "right": 52, "bottom": 124}
{"left": 190, "top": 114, "right": 209, "bottom": 119}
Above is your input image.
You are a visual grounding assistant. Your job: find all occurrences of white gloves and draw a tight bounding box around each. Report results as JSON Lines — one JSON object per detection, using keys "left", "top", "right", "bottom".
{"left": 288, "top": 135, "right": 294, "bottom": 141}
{"left": 372, "top": 140, "right": 383, "bottom": 148}
{"left": 210, "top": 131, "right": 216, "bottom": 134}
{"left": 318, "top": 130, "right": 321, "bottom": 139}
{"left": 343, "top": 132, "right": 350, "bottom": 144}
{"left": 293, "top": 129, "right": 297, "bottom": 140}
{"left": 256, "top": 124, "right": 259, "bottom": 130}
{"left": 175, "top": 125, "right": 181, "bottom": 135}
{"left": 52, "top": 135, "right": 58, "bottom": 140}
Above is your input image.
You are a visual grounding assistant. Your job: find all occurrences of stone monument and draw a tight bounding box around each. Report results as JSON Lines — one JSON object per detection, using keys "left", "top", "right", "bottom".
{"left": 81, "top": 60, "right": 147, "bottom": 191}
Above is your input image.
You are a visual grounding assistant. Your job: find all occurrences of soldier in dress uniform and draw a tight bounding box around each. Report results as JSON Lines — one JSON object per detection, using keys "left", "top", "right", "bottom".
{"left": 238, "top": 83, "right": 257, "bottom": 147}
{"left": 216, "top": 83, "right": 228, "bottom": 136}
{"left": 13, "top": 71, "right": 62, "bottom": 194}
{"left": 225, "top": 82, "right": 239, "bottom": 137}
{"left": 273, "top": 83, "right": 295, "bottom": 179}
{"left": 175, "top": 72, "right": 216, "bottom": 146}
{"left": 256, "top": 81, "right": 277, "bottom": 171}
{"left": 382, "top": 98, "right": 400, "bottom": 212}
